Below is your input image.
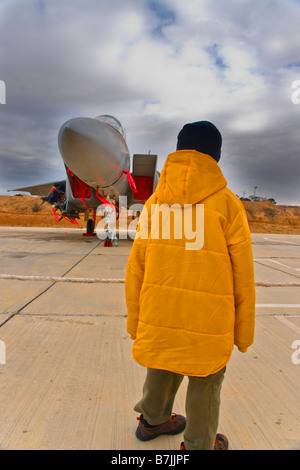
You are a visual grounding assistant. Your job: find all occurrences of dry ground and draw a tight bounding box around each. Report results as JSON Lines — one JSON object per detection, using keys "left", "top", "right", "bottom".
{"left": 0, "top": 195, "right": 299, "bottom": 234}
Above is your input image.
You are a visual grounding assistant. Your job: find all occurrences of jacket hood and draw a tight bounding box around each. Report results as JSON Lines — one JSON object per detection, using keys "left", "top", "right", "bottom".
{"left": 155, "top": 150, "right": 227, "bottom": 206}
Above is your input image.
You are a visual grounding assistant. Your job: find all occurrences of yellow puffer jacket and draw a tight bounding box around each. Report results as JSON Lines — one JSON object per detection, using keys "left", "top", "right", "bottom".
{"left": 125, "top": 150, "right": 255, "bottom": 377}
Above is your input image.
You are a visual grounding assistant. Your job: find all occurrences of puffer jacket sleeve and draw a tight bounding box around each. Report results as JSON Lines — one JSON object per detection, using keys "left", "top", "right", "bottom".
{"left": 226, "top": 201, "right": 256, "bottom": 352}
{"left": 125, "top": 201, "right": 151, "bottom": 339}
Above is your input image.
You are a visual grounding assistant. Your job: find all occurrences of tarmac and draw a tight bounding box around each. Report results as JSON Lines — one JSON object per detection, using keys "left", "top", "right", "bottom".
{"left": 0, "top": 226, "right": 299, "bottom": 450}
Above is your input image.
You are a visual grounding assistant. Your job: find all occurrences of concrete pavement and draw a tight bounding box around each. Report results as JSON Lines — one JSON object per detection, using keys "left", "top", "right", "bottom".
{"left": 0, "top": 227, "right": 299, "bottom": 450}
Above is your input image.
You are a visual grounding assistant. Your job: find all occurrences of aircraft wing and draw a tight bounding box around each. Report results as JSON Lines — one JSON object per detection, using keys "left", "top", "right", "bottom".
{"left": 8, "top": 180, "right": 66, "bottom": 196}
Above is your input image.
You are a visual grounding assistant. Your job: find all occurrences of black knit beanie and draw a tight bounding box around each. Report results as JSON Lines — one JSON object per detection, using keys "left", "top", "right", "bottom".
{"left": 176, "top": 121, "right": 222, "bottom": 162}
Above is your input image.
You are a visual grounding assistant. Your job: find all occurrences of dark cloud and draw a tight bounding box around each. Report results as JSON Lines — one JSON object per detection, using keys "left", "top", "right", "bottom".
{"left": 0, "top": 0, "right": 300, "bottom": 204}
{"left": 220, "top": 125, "right": 300, "bottom": 203}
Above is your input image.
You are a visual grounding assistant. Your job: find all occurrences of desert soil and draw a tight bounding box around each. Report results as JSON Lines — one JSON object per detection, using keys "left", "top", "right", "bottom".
{"left": 0, "top": 195, "right": 299, "bottom": 234}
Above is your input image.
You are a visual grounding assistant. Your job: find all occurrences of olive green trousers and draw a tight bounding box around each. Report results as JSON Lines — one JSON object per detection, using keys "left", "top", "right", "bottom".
{"left": 134, "top": 366, "right": 226, "bottom": 450}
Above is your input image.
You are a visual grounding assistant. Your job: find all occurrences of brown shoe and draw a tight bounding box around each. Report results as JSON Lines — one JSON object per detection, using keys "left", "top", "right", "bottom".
{"left": 136, "top": 413, "right": 186, "bottom": 441}
{"left": 180, "top": 433, "right": 229, "bottom": 450}
{"left": 214, "top": 433, "right": 229, "bottom": 450}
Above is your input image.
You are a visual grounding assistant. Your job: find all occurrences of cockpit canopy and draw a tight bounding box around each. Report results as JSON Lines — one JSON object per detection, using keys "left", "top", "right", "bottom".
{"left": 95, "top": 115, "right": 126, "bottom": 139}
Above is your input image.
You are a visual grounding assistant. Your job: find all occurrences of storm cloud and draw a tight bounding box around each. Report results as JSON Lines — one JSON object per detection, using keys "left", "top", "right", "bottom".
{"left": 0, "top": 0, "right": 300, "bottom": 204}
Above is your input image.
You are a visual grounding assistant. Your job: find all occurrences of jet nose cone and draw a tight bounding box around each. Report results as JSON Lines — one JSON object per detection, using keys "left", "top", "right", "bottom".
{"left": 58, "top": 117, "right": 129, "bottom": 191}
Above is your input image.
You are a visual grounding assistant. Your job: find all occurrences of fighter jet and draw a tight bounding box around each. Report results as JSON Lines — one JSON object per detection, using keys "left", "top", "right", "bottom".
{"left": 10, "top": 115, "right": 159, "bottom": 236}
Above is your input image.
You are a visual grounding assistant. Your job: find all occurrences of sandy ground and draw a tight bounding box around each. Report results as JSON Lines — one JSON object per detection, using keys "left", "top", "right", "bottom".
{"left": 0, "top": 195, "right": 299, "bottom": 234}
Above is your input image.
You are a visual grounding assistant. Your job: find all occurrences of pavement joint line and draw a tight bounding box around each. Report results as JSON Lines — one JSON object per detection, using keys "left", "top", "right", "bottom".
{"left": 253, "top": 259, "right": 300, "bottom": 279}
{"left": 254, "top": 258, "right": 300, "bottom": 272}
{"left": 0, "top": 311, "right": 127, "bottom": 328}
{"left": 0, "top": 239, "right": 104, "bottom": 326}
{"left": 0, "top": 313, "right": 17, "bottom": 328}
{"left": 1, "top": 274, "right": 300, "bottom": 286}
{"left": 255, "top": 281, "right": 300, "bottom": 287}
{"left": 0, "top": 274, "right": 125, "bottom": 283}
{"left": 263, "top": 237, "right": 300, "bottom": 246}
{"left": 17, "top": 312, "right": 127, "bottom": 318}
{"left": 274, "top": 315, "right": 300, "bottom": 334}
{"left": 256, "top": 304, "right": 300, "bottom": 308}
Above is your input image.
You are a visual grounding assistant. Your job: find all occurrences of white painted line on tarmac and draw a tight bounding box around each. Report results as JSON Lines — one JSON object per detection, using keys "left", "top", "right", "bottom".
{"left": 1, "top": 274, "right": 300, "bottom": 287}
{"left": 0, "top": 274, "right": 125, "bottom": 283}
{"left": 264, "top": 237, "right": 299, "bottom": 245}
{"left": 275, "top": 315, "right": 300, "bottom": 334}
{"left": 254, "top": 258, "right": 300, "bottom": 271}
{"left": 255, "top": 281, "right": 300, "bottom": 286}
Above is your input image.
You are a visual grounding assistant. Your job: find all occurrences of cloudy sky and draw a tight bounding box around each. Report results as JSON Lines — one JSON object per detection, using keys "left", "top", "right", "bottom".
{"left": 0, "top": 0, "right": 300, "bottom": 204}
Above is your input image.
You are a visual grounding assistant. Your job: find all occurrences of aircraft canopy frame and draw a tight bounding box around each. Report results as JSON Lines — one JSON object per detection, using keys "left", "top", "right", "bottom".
{"left": 95, "top": 115, "right": 126, "bottom": 139}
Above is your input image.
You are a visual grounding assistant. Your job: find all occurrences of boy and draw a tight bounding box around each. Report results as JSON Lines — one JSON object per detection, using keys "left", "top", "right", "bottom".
{"left": 125, "top": 121, "right": 255, "bottom": 450}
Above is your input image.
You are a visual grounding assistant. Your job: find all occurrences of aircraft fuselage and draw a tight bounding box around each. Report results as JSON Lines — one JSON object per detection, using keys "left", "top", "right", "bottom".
{"left": 58, "top": 115, "right": 131, "bottom": 209}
